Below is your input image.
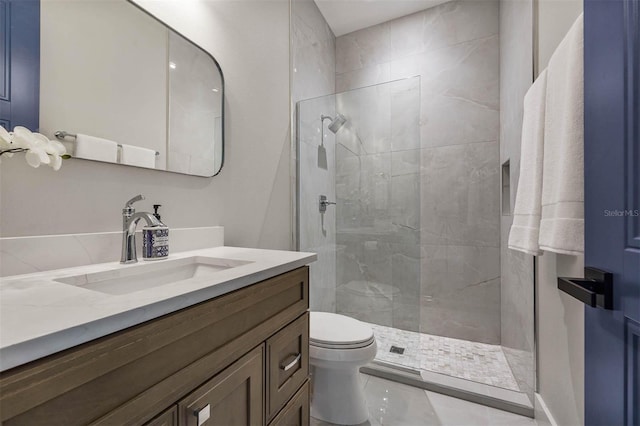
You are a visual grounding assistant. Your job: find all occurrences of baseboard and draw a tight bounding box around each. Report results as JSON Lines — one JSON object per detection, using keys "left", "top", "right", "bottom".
{"left": 535, "top": 393, "right": 559, "bottom": 426}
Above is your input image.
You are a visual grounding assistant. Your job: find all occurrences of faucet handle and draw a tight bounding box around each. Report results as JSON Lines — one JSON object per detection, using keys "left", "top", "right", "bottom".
{"left": 125, "top": 194, "right": 144, "bottom": 209}
{"left": 123, "top": 194, "right": 144, "bottom": 219}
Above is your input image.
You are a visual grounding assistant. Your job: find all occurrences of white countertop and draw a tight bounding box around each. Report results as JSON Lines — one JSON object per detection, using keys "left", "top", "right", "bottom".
{"left": 0, "top": 246, "right": 316, "bottom": 372}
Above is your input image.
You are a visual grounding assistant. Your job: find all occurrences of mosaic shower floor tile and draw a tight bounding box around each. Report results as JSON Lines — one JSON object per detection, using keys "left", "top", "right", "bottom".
{"left": 368, "top": 323, "right": 520, "bottom": 391}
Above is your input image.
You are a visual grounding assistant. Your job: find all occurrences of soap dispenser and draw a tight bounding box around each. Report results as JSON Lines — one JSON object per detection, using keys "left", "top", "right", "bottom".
{"left": 142, "top": 204, "right": 169, "bottom": 260}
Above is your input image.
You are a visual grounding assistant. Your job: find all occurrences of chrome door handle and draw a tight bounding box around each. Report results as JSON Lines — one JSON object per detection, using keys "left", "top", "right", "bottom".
{"left": 194, "top": 404, "right": 211, "bottom": 426}
{"left": 280, "top": 353, "right": 302, "bottom": 371}
{"left": 319, "top": 195, "right": 336, "bottom": 213}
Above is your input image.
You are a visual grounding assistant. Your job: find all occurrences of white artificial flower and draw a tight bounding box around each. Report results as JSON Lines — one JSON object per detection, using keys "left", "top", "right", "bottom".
{"left": 45, "top": 138, "right": 66, "bottom": 156}
{"left": 0, "top": 126, "right": 66, "bottom": 170}
{"left": 49, "top": 153, "right": 63, "bottom": 171}
{"left": 11, "top": 126, "right": 32, "bottom": 149}
{"left": 13, "top": 126, "right": 50, "bottom": 168}
{"left": 0, "top": 126, "right": 12, "bottom": 150}
{"left": 39, "top": 133, "right": 66, "bottom": 171}
{"left": 0, "top": 126, "right": 14, "bottom": 161}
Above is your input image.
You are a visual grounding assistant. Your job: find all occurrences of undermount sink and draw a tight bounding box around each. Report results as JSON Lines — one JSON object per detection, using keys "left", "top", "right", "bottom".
{"left": 54, "top": 256, "right": 253, "bottom": 295}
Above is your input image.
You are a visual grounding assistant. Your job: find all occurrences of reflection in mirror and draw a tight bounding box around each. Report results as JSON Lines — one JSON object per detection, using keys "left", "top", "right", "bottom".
{"left": 39, "top": 0, "right": 224, "bottom": 177}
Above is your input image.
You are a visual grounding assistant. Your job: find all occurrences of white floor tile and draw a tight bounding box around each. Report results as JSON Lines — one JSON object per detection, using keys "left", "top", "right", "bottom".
{"left": 365, "top": 375, "right": 439, "bottom": 425}
{"left": 310, "top": 374, "right": 537, "bottom": 426}
{"left": 426, "top": 391, "right": 539, "bottom": 426}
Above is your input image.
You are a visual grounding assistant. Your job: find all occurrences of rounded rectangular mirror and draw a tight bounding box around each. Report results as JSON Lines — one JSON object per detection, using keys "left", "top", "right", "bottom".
{"left": 39, "top": 0, "right": 224, "bottom": 177}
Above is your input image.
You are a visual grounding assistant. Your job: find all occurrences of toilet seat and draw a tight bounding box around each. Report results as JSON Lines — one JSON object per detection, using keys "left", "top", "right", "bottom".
{"left": 310, "top": 312, "right": 375, "bottom": 349}
{"left": 310, "top": 338, "right": 375, "bottom": 349}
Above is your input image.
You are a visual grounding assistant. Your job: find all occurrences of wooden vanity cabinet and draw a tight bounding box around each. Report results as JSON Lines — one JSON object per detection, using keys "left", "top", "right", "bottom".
{"left": 266, "top": 314, "right": 309, "bottom": 422}
{"left": 145, "top": 408, "right": 178, "bottom": 426}
{"left": 0, "top": 267, "right": 310, "bottom": 426}
{"left": 177, "top": 346, "right": 265, "bottom": 426}
{"left": 269, "top": 382, "right": 310, "bottom": 426}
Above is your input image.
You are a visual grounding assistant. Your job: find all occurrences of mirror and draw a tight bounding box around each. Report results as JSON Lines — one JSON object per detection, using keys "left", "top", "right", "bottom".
{"left": 38, "top": 0, "right": 224, "bottom": 177}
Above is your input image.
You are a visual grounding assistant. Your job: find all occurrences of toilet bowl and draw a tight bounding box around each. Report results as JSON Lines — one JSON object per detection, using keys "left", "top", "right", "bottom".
{"left": 309, "top": 311, "right": 377, "bottom": 425}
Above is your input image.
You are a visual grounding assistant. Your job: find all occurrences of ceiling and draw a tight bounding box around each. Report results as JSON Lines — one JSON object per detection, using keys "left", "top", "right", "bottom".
{"left": 314, "top": 0, "right": 450, "bottom": 37}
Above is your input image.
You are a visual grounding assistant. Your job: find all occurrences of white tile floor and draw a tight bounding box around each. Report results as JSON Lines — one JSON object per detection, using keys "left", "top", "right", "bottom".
{"left": 369, "top": 323, "right": 520, "bottom": 391}
{"left": 311, "top": 374, "right": 539, "bottom": 426}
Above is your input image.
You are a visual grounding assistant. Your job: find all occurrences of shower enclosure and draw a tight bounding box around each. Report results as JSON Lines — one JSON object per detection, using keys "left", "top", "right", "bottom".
{"left": 297, "top": 77, "right": 534, "bottom": 414}
{"left": 297, "top": 78, "right": 420, "bottom": 335}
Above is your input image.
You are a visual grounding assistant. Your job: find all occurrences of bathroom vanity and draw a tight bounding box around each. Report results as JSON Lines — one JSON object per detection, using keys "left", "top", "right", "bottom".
{"left": 0, "top": 247, "right": 315, "bottom": 426}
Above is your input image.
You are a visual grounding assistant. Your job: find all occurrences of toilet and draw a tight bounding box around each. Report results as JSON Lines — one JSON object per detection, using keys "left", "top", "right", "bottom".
{"left": 309, "top": 311, "right": 377, "bottom": 425}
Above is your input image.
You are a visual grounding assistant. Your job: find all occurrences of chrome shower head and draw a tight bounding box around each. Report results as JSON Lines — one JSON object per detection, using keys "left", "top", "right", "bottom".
{"left": 328, "top": 114, "right": 346, "bottom": 133}
{"left": 321, "top": 114, "right": 347, "bottom": 134}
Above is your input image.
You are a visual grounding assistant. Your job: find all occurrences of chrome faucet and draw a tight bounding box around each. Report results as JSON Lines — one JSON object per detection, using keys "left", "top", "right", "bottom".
{"left": 121, "top": 195, "right": 163, "bottom": 264}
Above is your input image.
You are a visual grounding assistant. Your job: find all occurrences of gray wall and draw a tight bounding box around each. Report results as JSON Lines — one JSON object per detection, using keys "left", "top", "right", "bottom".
{"left": 499, "top": 0, "right": 535, "bottom": 402}
{"left": 335, "top": 0, "right": 501, "bottom": 344}
{"left": 292, "top": 0, "right": 337, "bottom": 312}
{"left": 534, "top": 2, "right": 585, "bottom": 425}
{"left": 1, "top": 0, "right": 291, "bottom": 253}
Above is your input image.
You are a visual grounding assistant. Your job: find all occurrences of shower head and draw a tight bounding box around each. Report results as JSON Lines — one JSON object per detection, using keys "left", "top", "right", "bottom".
{"left": 321, "top": 114, "right": 347, "bottom": 134}
{"left": 328, "top": 114, "right": 347, "bottom": 133}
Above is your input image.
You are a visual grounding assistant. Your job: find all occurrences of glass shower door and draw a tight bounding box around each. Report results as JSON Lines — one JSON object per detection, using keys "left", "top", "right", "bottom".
{"left": 297, "top": 92, "right": 338, "bottom": 314}
{"left": 297, "top": 77, "right": 422, "bottom": 372}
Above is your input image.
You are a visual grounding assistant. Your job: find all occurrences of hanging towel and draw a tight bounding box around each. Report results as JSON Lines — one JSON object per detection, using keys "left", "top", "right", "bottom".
{"left": 508, "top": 70, "right": 547, "bottom": 256}
{"left": 120, "top": 144, "right": 156, "bottom": 168}
{"left": 539, "top": 14, "right": 584, "bottom": 255}
{"left": 74, "top": 134, "right": 118, "bottom": 163}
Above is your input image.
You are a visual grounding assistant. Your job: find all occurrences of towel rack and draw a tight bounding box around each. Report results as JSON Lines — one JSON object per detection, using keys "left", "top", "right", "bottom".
{"left": 55, "top": 130, "right": 160, "bottom": 156}
{"left": 55, "top": 130, "right": 77, "bottom": 140}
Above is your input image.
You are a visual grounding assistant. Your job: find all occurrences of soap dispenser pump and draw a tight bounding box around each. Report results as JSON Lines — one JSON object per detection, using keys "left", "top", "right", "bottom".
{"left": 153, "top": 204, "right": 162, "bottom": 221}
{"left": 142, "top": 204, "right": 169, "bottom": 261}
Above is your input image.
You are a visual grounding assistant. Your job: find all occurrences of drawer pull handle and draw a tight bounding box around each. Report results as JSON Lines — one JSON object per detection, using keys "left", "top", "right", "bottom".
{"left": 280, "top": 353, "right": 302, "bottom": 371}
{"left": 194, "top": 404, "right": 211, "bottom": 426}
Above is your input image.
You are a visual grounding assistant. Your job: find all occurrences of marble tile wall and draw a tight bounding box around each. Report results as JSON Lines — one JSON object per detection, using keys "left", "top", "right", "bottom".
{"left": 499, "top": 0, "right": 535, "bottom": 403}
{"left": 292, "top": 0, "right": 336, "bottom": 312}
{"left": 334, "top": 78, "right": 421, "bottom": 332}
{"left": 292, "top": 0, "right": 336, "bottom": 102}
{"left": 335, "top": 0, "right": 501, "bottom": 344}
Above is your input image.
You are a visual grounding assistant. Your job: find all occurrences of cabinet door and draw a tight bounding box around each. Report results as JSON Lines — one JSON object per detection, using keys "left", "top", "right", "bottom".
{"left": 145, "top": 407, "right": 178, "bottom": 426}
{"left": 266, "top": 313, "right": 309, "bottom": 421}
{"left": 178, "top": 346, "right": 264, "bottom": 426}
{"left": 269, "top": 381, "right": 309, "bottom": 426}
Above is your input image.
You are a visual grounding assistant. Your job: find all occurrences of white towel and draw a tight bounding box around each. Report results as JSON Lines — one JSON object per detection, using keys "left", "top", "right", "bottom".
{"left": 508, "top": 70, "right": 547, "bottom": 256}
{"left": 539, "top": 14, "right": 584, "bottom": 255}
{"left": 120, "top": 144, "right": 156, "bottom": 168}
{"left": 74, "top": 134, "right": 118, "bottom": 163}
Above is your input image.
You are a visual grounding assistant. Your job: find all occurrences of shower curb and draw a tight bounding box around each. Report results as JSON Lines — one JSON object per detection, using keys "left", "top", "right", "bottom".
{"left": 361, "top": 362, "right": 535, "bottom": 418}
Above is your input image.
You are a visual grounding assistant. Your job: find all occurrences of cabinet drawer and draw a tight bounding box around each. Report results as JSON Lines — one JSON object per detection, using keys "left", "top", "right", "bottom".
{"left": 178, "top": 345, "right": 264, "bottom": 426}
{"left": 144, "top": 406, "right": 177, "bottom": 426}
{"left": 266, "top": 313, "right": 309, "bottom": 421}
{"left": 269, "top": 381, "right": 309, "bottom": 426}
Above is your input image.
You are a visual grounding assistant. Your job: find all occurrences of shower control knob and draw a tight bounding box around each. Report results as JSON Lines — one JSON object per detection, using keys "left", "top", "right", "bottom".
{"left": 319, "top": 195, "right": 336, "bottom": 213}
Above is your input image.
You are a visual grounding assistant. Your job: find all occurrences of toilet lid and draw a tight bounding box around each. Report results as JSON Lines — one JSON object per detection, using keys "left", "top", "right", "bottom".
{"left": 310, "top": 312, "right": 375, "bottom": 348}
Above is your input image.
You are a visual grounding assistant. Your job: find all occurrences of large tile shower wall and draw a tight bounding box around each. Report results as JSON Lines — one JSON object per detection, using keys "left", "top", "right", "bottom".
{"left": 335, "top": 1, "right": 501, "bottom": 343}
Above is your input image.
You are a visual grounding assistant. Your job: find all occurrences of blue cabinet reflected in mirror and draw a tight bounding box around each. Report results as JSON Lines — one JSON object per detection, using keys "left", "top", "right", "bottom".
{"left": 9, "top": 0, "right": 224, "bottom": 177}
